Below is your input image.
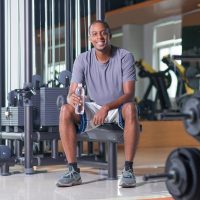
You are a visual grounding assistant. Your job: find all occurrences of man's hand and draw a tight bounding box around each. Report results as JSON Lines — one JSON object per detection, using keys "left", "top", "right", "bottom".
{"left": 93, "top": 105, "right": 109, "bottom": 126}
{"left": 67, "top": 93, "right": 82, "bottom": 108}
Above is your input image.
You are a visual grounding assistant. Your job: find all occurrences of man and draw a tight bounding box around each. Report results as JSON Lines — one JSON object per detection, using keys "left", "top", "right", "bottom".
{"left": 57, "top": 20, "right": 140, "bottom": 188}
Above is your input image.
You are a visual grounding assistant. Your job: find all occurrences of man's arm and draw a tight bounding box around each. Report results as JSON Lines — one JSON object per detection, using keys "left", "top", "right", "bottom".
{"left": 67, "top": 82, "right": 81, "bottom": 108}
{"left": 104, "top": 80, "right": 135, "bottom": 110}
{"left": 93, "top": 80, "right": 135, "bottom": 125}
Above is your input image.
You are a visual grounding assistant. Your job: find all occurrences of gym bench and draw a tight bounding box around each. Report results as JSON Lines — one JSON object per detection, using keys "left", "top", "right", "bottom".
{"left": 77, "top": 123, "right": 141, "bottom": 180}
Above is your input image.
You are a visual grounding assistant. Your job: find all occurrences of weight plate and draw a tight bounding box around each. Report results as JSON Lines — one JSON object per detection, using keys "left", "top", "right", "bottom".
{"left": 32, "top": 74, "right": 42, "bottom": 89}
{"left": 165, "top": 148, "right": 200, "bottom": 200}
{"left": 185, "top": 66, "right": 200, "bottom": 90}
{"left": 0, "top": 145, "right": 11, "bottom": 159}
{"left": 165, "top": 149, "right": 189, "bottom": 198}
{"left": 58, "top": 70, "right": 72, "bottom": 87}
{"left": 137, "top": 99, "right": 156, "bottom": 120}
{"left": 56, "top": 95, "right": 67, "bottom": 110}
{"left": 183, "top": 148, "right": 200, "bottom": 200}
{"left": 182, "top": 96, "right": 200, "bottom": 137}
{"left": 177, "top": 94, "right": 193, "bottom": 111}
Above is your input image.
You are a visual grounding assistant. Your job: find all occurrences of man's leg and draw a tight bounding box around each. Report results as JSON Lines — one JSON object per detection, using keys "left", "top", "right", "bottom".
{"left": 119, "top": 102, "right": 140, "bottom": 188}
{"left": 57, "top": 104, "right": 82, "bottom": 187}
{"left": 122, "top": 102, "right": 140, "bottom": 162}
{"left": 59, "top": 104, "right": 80, "bottom": 163}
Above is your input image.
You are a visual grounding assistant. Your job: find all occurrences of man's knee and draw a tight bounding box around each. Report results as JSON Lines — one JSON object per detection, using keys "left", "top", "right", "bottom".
{"left": 60, "top": 104, "right": 74, "bottom": 121}
{"left": 122, "top": 102, "right": 138, "bottom": 121}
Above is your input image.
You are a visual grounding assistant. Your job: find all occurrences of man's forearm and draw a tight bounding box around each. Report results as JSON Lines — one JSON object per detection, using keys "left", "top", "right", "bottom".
{"left": 103, "top": 94, "right": 134, "bottom": 111}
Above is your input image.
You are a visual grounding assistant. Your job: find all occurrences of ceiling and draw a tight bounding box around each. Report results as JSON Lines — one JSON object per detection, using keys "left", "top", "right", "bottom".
{"left": 106, "top": 0, "right": 200, "bottom": 29}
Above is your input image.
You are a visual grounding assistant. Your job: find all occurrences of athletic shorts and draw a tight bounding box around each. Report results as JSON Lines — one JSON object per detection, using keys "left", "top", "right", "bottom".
{"left": 77, "top": 102, "right": 124, "bottom": 134}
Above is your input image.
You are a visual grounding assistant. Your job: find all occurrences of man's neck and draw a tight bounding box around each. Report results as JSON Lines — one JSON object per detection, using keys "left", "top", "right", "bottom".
{"left": 95, "top": 45, "right": 112, "bottom": 64}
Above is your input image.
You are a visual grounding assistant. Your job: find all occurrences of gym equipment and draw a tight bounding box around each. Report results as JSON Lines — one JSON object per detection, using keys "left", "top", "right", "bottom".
{"left": 1, "top": 69, "right": 127, "bottom": 179}
{"left": 144, "top": 148, "right": 200, "bottom": 200}
{"left": 185, "top": 65, "right": 200, "bottom": 90}
{"left": 162, "top": 55, "right": 194, "bottom": 96}
{"left": 0, "top": 145, "right": 15, "bottom": 176}
{"left": 0, "top": 71, "right": 71, "bottom": 173}
{"left": 144, "top": 91, "right": 200, "bottom": 200}
{"left": 158, "top": 92, "right": 200, "bottom": 140}
{"left": 136, "top": 59, "right": 172, "bottom": 120}
{"left": 162, "top": 55, "right": 195, "bottom": 109}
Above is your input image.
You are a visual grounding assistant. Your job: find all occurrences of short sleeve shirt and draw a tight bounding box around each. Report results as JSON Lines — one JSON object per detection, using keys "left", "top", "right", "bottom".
{"left": 71, "top": 46, "right": 136, "bottom": 105}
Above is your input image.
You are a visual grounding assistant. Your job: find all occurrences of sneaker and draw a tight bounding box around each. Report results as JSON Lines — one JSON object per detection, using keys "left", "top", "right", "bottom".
{"left": 56, "top": 166, "right": 82, "bottom": 187}
{"left": 119, "top": 168, "right": 136, "bottom": 188}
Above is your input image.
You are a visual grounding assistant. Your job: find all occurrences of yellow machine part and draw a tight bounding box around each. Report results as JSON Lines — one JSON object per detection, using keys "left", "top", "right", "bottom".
{"left": 139, "top": 59, "right": 157, "bottom": 73}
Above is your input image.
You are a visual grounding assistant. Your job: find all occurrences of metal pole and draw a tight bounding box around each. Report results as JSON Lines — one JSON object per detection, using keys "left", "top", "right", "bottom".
{"left": 64, "top": 0, "right": 73, "bottom": 71}
{"left": 24, "top": 0, "right": 34, "bottom": 174}
{"left": 75, "top": 0, "right": 81, "bottom": 57}
{"left": 0, "top": 0, "right": 5, "bottom": 133}
{"left": 108, "top": 142, "right": 117, "bottom": 179}
{"left": 52, "top": 0, "right": 55, "bottom": 81}
{"left": 96, "top": 0, "right": 105, "bottom": 21}
{"left": 44, "top": 0, "right": 48, "bottom": 82}
{"left": 87, "top": 0, "right": 91, "bottom": 50}
{"left": 96, "top": 0, "right": 106, "bottom": 158}
{"left": 96, "top": 1, "right": 106, "bottom": 157}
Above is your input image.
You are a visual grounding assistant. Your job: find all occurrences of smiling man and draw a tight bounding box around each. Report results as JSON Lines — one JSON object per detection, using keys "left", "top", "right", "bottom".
{"left": 57, "top": 20, "right": 140, "bottom": 188}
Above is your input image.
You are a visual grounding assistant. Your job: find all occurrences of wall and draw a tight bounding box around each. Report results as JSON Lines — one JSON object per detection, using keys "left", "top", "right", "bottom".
{"left": 110, "top": 15, "right": 182, "bottom": 100}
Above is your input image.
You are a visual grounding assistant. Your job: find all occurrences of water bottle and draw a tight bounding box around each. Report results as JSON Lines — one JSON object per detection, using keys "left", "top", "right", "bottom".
{"left": 75, "top": 83, "right": 85, "bottom": 115}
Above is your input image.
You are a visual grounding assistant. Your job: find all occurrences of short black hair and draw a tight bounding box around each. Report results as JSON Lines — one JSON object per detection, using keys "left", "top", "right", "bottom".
{"left": 88, "top": 20, "right": 112, "bottom": 37}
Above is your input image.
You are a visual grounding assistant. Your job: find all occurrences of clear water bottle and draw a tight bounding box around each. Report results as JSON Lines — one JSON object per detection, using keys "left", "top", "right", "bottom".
{"left": 75, "top": 83, "right": 85, "bottom": 115}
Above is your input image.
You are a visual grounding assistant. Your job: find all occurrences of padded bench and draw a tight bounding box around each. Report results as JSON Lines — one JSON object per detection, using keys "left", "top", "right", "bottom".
{"left": 77, "top": 123, "right": 125, "bottom": 179}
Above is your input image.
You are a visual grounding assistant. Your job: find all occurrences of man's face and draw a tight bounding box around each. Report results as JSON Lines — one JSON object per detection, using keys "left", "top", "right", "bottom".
{"left": 89, "top": 23, "right": 111, "bottom": 51}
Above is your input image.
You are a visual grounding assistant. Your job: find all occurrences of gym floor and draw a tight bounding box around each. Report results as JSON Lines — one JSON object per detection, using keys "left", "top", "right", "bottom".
{"left": 0, "top": 147, "right": 175, "bottom": 200}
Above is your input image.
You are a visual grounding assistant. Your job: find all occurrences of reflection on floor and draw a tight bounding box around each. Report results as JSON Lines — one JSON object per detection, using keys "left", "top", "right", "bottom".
{"left": 0, "top": 147, "right": 175, "bottom": 200}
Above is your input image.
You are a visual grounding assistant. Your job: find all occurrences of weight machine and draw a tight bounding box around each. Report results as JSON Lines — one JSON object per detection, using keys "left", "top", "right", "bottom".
{"left": 162, "top": 55, "right": 195, "bottom": 108}
{"left": 136, "top": 59, "right": 172, "bottom": 120}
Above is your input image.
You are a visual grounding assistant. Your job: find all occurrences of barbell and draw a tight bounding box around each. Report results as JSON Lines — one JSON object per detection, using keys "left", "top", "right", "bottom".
{"left": 144, "top": 92, "right": 200, "bottom": 200}
{"left": 144, "top": 148, "right": 200, "bottom": 200}
{"left": 157, "top": 92, "right": 200, "bottom": 141}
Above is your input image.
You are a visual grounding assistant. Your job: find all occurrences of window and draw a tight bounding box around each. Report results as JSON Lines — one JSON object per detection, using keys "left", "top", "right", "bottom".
{"left": 158, "top": 43, "right": 182, "bottom": 98}
{"left": 154, "top": 20, "right": 182, "bottom": 99}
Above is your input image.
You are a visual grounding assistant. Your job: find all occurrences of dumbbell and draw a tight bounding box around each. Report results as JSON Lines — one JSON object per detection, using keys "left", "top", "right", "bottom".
{"left": 144, "top": 148, "right": 200, "bottom": 200}
{"left": 157, "top": 92, "right": 200, "bottom": 142}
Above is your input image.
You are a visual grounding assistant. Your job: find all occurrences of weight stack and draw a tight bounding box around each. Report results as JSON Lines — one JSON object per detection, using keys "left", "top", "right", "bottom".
{"left": 40, "top": 88, "right": 67, "bottom": 127}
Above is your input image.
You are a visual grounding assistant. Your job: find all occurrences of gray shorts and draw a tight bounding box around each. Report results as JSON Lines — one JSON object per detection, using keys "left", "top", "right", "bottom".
{"left": 77, "top": 102, "right": 124, "bottom": 134}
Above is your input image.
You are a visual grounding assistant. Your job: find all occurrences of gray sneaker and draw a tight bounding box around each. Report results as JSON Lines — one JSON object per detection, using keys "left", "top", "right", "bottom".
{"left": 119, "top": 168, "right": 136, "bottom": 188}
{"left": 56, "top": 166, "right": 82, "bottom": 187}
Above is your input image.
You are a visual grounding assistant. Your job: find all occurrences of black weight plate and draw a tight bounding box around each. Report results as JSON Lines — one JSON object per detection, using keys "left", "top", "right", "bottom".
{"left": 182, "top": 96, "right": 200, "bottom": 137}
{"left": 58, "top": 70, "right": 72, "bottom": 87}
{"left": 32, "top": 74, "right": 42, "bottom": 88}
{"left": 165, "top": 149, "right": 190, "bottom": 198}
{"left": 0, "top": 145, "right": 11, "bottom": 159}
{"left": 165, "top": 148, "right": 200, "bottom": 200}
{"left": 56, "top": 95, "right": 67, "bottom": 110}
{"left": 185, "top": 148, "right": 200, "bottom": 200}
{"left": 185, "top": 66, "right": 200, "bottom": 90}
{"left": 137, "top": 99, "right": 156, "bottom": 120}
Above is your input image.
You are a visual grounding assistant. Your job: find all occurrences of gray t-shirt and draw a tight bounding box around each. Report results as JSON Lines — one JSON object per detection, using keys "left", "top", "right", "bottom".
{"left": 71, "top": 46, "right": 136, "bottom": 105}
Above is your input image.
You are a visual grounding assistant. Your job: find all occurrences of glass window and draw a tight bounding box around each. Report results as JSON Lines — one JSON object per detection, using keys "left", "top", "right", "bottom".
{"left": 159, "top": 44, "right": 182, "bottom": 98}
{"left": 154, "top": 20, "right": 182, "bottom": 99}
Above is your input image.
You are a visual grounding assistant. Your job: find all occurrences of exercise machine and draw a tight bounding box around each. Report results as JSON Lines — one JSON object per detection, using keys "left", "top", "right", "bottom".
{"left": 136, "top": 59, "right": 172, "bottom": 120}
{"left": 0, "top": 71, "right": 70, "bottom": 174}
{"left": 162, "top": 55, "right": 194, "bottom": 108}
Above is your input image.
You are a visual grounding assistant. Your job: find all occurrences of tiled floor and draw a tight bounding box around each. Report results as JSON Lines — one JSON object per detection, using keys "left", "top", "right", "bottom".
{"left": 0, "top": 147, "right": 174, "bottom": 200}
